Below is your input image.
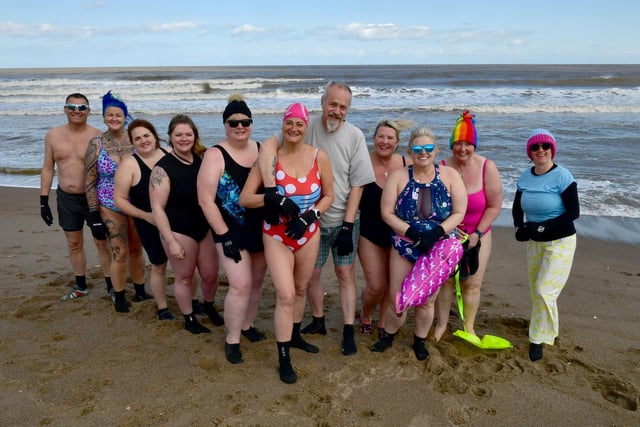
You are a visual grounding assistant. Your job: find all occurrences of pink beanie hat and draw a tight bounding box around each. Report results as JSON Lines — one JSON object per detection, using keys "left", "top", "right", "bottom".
{"left": 283, "top": 102, "right": 309, "bottom": 125}
{"left": 526, "top": 128, "right": 556, "bottom": 159}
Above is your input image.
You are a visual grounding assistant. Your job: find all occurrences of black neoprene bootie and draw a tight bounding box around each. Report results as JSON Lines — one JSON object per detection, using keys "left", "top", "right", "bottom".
{"left": 371, "top": 331, "right": 395, "bottom": 353}
{"left": 277, "top": 341, "right": 297, "bottom": 384}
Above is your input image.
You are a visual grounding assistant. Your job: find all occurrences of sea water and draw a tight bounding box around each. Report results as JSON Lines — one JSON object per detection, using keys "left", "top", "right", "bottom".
{"left": 1, "top": 64, "right": 638, "bottom": 241}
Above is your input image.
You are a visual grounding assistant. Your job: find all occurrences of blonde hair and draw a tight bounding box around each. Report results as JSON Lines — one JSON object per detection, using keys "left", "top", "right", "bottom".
{"left": 406, "top": 126, "right": 437, "bottom": 155}
{"left": 374, "top": 118, "right": 413, "bottom": 143}
{"left": 227, "top": 93, "right": 245, "bottom": 103}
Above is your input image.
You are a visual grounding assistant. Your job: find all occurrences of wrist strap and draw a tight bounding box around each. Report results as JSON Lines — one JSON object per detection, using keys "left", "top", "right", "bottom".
{"left": 341, "top": 221, "right": 354, "bottom": 232}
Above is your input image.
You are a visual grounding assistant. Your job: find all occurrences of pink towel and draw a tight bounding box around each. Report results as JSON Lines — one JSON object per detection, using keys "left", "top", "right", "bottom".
{"left": 396, "top": 237, "right": 463, "bottom": 314}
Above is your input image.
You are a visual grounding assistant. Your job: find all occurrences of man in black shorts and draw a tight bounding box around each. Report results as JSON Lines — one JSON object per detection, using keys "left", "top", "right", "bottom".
{"left": 40, "top": 93, "right": 112, "bottom": 301}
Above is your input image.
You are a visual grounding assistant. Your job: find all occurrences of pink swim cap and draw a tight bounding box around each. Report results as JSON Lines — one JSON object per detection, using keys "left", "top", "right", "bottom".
{"left": 283, "top": 102, "right": 309, "bottom": 125}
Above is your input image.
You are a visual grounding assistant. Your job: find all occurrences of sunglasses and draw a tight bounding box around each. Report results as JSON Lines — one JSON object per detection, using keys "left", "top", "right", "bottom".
{"left": 226, "top": 119, "right": 253, "bottom": 128}
{"left": 410, "top": 144, "right": 435, "bottom": 154}
{"left": 65, "top": 103, "right": 89, "bottom": 112}
{"left": 530, "top": 143, "right": 552, "bottom": 151}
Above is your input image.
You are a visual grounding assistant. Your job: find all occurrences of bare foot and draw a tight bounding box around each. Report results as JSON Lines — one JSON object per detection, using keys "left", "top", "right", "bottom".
{"left": 433, "top": 323, "right": 447, "bottom": 341}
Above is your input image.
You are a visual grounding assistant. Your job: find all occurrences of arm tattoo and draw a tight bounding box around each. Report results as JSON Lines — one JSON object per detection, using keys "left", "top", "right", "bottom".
{"left": 85, "top": 139, "right": 100, "bottom": 211}
{"left": 270, "top": 156, "right": 277, "bottom": 180}
{"left": 84, "top": 139, "right": 98, "bottom": 172}
{"left": 150, "top": 166, "right": 168, "bottom": 189}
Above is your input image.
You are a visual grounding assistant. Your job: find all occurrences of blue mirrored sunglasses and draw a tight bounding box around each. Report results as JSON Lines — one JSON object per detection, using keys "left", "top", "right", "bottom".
{"left": 410, "top": 144, "right": 435, "bottom": 154}
{"left": 65, "top": 103, "right": 89, "bottom": 112}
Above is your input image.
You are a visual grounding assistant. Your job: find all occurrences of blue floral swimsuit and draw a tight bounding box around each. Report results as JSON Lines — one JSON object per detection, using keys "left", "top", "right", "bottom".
{"left": 392, "top": 165, "right": 452, "bottom": 263}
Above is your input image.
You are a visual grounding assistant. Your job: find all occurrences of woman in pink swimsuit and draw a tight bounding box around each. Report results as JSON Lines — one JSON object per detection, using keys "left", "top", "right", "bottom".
{"left": 434, "top": 110, "right": 503, "bottom": 340}
{"left": 240, "top": 103, "right": 334, "bottom": 384}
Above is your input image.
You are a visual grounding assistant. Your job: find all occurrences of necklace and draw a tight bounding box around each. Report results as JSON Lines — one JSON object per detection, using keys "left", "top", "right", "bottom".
{"left": 173, "top": 151, "right": 193, "bottom": 165}
{"left": 106, "top": 133, "right": 127, "bottom": 153}
{"left": 413, "top": 167, "right": 434, "bottom": 183}
{"left": 375, "top": 154, "right": 392, "bottom": 178}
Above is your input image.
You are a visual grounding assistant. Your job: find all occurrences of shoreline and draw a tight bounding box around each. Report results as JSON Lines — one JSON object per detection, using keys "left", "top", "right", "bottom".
{"left": 1, "top": 186, "right": 638, "bottom": 425}
{"left": 493, "top": 209, "right": 640, "bottom": 246}
{"left": 7, "top": 183, "right": 639, "bottom": 245}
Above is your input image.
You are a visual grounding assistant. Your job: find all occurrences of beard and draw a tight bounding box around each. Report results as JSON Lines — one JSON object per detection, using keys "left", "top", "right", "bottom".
{"left": 325, "top": 118, "right": 342, "bottom": 133}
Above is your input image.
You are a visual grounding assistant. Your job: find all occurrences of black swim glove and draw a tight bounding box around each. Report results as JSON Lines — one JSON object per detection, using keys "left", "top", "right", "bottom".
{"left": 405, "top": 225, "right": 444, "bottom": 252}
{"left": 40, "top": 195, "right": 53, "bottom": 226}
{"left": 220, "top": 231, "right": 241, "bottom": 263}
{"left": 285, "top": 209, "right": 319, "bottom": 240}
{"left": 88, "top": 211, "right": 107, "bottom": 240}
{"left": 333, "top": 221, "right": 354, "bottom": 256}
{"left": 515, "top": 224, "right": 530, "bottom": 242}
{"left": 264, "top": 187, "right": 299, "bottom": 224}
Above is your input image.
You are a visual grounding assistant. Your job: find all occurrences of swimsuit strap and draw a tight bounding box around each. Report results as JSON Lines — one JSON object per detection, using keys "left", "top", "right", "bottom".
{"left": 481, "top": 158, "right": 487, "bottom": 187}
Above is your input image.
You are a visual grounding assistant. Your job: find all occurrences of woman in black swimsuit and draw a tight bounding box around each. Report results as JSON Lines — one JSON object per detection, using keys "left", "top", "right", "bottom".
{"left": 357, "top": 119, "right": 412, "bottom": 337}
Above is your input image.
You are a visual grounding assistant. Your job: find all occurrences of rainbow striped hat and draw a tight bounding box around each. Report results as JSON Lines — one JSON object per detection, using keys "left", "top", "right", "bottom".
{"left": 449, "top": 110, "right": 477, "bottom": 149}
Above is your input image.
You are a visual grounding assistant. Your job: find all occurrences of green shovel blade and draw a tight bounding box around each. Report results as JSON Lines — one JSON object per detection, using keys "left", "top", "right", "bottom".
{"left": 453, "top": 264, "right": 512, "bottom": 350}
{"left": 453, "top": 330, "right": 513, "bottom": 349}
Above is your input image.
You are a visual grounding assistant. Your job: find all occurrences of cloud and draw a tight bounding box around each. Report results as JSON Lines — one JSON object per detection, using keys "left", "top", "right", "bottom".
{"left": 338, "top": 22, "right": 430, "bottom": 40}
{"left": 145, "top": 22, "right": 198, "bottom": 32}
{"left": 232, "top": 24, "right": 266, "bottom": 36}
{"left": 0, "top": 20, "right": 199, "bottom": 38}
{"left": 0, "top": 21, "right": 94, "bottom": 37}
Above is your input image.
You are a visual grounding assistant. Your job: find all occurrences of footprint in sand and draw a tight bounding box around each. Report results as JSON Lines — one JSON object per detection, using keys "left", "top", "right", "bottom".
{"left": 591, "top": 374, "right": 638, "bottom": 411}
{"left": 471, "top": 385, "right": 492, "bottom": 398}
{"left": 544, "top": 359, "right": 567, "bottom": 374}
{"left": 447, "top": 406, "right": 471, "bottom": 424}
{"left": 602, "top": 389, "right": 638, "bottom": 411}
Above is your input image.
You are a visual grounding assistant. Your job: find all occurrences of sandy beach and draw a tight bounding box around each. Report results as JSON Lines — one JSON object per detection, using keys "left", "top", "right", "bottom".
{"left": 1, "top": 186, "right": 638, "bottom": 426}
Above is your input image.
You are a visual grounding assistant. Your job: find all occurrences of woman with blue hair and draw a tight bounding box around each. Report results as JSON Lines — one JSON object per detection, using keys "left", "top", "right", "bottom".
{"left": 85, "top": 91, "right": 149, "bottom": 313}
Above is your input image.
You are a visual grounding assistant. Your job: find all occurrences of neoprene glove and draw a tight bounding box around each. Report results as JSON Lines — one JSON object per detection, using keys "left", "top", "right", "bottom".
{"left": 405, "top": 224, "right": 444, "bottom": 252}
{"left": 40, "top": 195, "right": 53, "bottom": 226}
{"left": 333, "top": 221, "right": 354, "bottom": 256}
{"left": 515, "top": 224, "right": 531, "bottom": 242}
{"left": 220, "top": 231, "right": 242, "bottom": 263}
{"left": 285, "top": 209, "right": 318, "bottom": 240}
{"left": 88, "top": 211, "right": 107, "bottom": 240}
{"left": 264, "top": 187, "right": 300, "bottom": 225}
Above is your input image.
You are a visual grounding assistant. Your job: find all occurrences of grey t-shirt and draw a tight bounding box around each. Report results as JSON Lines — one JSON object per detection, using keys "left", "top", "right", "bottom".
{"left": 304, "top": 116, "right": 375, "bottom": 227}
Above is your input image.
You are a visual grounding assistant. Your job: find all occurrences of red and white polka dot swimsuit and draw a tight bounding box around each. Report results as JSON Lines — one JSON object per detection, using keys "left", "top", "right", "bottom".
{"left": 263, "top": 150, "right": 321, "bottom": 252}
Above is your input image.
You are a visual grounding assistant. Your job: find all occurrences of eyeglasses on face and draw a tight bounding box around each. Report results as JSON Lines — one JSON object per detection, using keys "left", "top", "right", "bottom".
{"left": 410, "top": 144, "right": 435, "bottom": 154}
{"left": 226, "top": 119, "right": 253, "bottom": 128}
{"left": 65, "top": 103, "right": 89, "bottom": 112}
{"left": 530, "top": 143, "right": 551, "bottom": 151}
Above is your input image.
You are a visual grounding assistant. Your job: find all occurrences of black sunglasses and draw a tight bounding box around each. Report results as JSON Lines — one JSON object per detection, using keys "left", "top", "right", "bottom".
{"left": 226, "top": 119, "right": 253, "bottom": 128}
{"left": 530, "top": 143, "right": 551, "bottom": 151}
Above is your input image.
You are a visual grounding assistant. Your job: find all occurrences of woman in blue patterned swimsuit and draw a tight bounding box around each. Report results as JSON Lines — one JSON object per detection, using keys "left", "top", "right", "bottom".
{"left": 370, "top": 127, "right": 467, "bottom": 360}
{"left": 85, "top": 91, "right": 148, "bottom": 313}
{"left": 197, "top": 95, "right": 267, "bottom": 364}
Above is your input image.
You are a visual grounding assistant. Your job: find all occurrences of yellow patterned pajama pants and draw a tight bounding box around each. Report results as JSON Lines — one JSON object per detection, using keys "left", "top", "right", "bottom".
{"left": 526, "top": 234, "right": 576, "bottom": 345}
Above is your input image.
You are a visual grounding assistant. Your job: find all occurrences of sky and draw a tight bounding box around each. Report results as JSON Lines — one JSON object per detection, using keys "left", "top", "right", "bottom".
{"left": 1, "top": 0, "right": 639, "bottom": 68}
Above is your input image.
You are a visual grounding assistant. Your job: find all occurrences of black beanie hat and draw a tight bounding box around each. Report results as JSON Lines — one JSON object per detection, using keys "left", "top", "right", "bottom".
{"left": 222, "top": 94, "right": 252, "bottom": 123}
